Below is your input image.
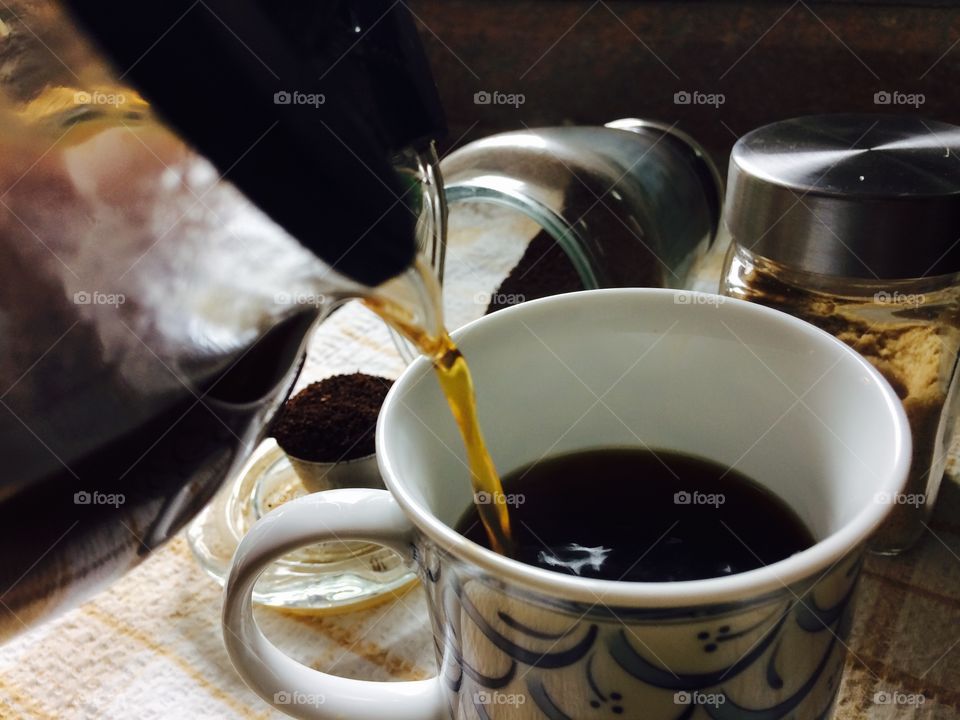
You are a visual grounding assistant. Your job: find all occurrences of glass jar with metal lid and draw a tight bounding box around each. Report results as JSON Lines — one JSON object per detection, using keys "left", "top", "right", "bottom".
{"left": 721, "top": 114, "right": 960, "bottom": 554}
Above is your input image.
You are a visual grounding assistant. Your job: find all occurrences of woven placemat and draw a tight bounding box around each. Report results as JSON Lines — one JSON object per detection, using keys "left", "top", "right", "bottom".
{"left": 1, "top": 233, "right": 958, "bottom": 718}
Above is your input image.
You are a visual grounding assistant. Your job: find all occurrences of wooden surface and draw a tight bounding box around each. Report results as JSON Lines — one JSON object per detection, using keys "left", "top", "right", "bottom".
{"left": 410, "top": 1, "right": 960, "bottom": 169}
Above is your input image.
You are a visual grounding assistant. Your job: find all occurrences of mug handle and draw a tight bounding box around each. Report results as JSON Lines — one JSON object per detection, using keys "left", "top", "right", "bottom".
{"left": 222, "top": 488, "right": 445, "bottom": 720}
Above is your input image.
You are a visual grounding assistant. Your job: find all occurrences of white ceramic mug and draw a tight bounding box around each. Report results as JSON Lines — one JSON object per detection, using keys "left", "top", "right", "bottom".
{"left": 223, "top": 289, "right": 910, "bottom": 720}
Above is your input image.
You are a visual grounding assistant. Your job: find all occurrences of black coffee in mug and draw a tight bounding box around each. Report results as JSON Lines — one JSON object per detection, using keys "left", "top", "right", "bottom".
{"left": 455, "top": 448, "right": 815, "bottom": 582}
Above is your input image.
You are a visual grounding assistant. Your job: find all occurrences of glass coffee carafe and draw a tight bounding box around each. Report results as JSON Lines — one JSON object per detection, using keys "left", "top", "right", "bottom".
{"left": 0, "top": 0, "right": 445, "bottom": 639}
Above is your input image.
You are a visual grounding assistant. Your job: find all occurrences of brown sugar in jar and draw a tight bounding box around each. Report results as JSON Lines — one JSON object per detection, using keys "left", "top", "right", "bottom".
{"left": 720, "top": 114, "right": 960, "bottom": 554}
{"left": 723, "top": 250, "right": 960, "bottom": 552}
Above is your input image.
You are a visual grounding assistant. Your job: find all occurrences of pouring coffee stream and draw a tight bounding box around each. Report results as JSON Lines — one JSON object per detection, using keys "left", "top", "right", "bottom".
{"left": 364, "top": 260, "right": 514, "bottom": 556}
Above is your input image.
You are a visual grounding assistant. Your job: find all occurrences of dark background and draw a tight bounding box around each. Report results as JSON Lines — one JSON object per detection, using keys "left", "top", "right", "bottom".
{"left": 409, "top": 0, "right": 960, "bottom": 172}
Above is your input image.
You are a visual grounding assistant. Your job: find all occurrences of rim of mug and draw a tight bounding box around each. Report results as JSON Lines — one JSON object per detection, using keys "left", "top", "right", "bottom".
{"left": 377, "top": 288, "right": 911, "bottom": 608}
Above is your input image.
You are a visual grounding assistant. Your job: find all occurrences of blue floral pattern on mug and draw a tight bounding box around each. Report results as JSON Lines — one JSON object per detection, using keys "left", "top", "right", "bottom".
{"left": 416, "top": 541, "right": 861, "bottom": 719}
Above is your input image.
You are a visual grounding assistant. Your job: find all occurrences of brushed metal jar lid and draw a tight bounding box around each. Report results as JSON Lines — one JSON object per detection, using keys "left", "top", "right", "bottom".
{"left": 725, "top": 114, "right": 960, "bottom": 279}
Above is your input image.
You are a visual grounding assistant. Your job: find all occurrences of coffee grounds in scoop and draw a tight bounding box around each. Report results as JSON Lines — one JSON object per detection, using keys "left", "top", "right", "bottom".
{"left": 270, "top": 373, "right": 393, "bottom": 462}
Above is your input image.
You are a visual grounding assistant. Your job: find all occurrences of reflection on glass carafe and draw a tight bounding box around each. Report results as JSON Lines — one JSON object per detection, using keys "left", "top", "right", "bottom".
{"left": 0, "top": 0, "right": 445, "bottom": 638}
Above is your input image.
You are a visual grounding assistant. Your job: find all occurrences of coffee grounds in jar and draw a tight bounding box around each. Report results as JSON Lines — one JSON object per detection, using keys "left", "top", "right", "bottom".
{"left": 485, "top": 229, "right": 585, "bottom": 314}
{"left": 270, "top": 373, "right": 393, "bottom": 462}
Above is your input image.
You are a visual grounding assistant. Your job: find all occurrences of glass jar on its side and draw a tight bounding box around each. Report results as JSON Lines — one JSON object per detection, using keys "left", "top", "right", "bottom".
{"left": 406, "top": 119, "right": 723, "bottom": 341}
